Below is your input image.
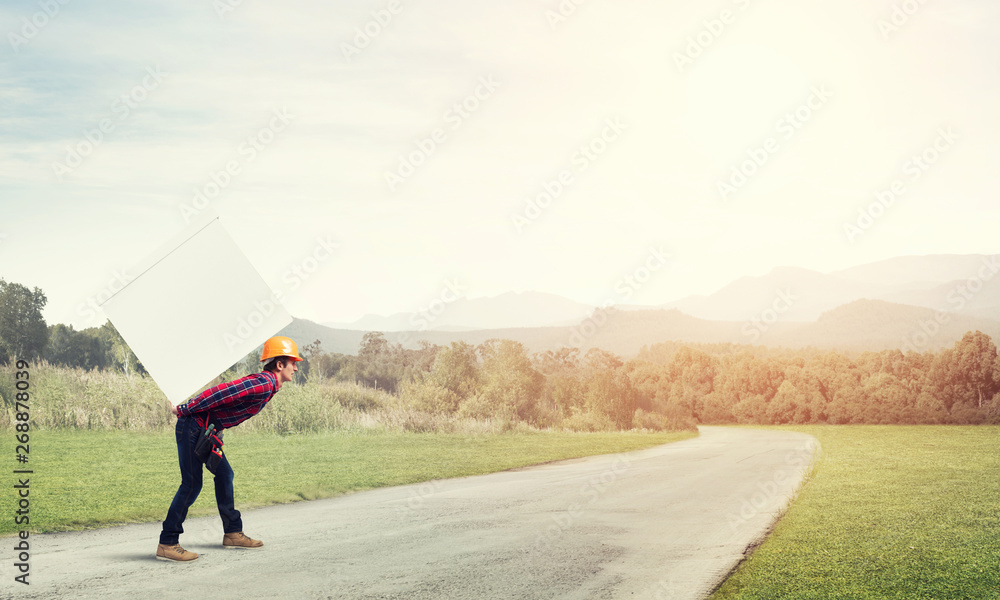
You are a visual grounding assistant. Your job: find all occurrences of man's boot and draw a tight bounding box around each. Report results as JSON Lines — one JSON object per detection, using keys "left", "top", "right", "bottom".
{"left": 156, "top": 543, "right": 199, "bottom": 562}
{"left": 223, "top": 531, "right": 263, "bottom": 548}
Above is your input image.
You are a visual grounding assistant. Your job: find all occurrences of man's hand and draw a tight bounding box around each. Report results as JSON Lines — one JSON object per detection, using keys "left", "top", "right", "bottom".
{"left": 170, "top": 405, "right": 179, "bottom": 417}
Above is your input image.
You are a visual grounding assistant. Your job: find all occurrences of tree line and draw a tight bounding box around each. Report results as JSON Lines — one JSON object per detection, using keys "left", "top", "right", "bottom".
{"left": 3, "top": 277, "right": 999, "bottom": 429}
{"left": 298, "top": 330, "right": 1000, "bottom": 428}
{"left": 0, "top": 279, "right": 142, "bottom": 374}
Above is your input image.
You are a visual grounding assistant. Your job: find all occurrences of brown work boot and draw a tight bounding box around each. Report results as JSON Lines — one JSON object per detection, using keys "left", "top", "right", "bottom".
{"left": 156, "top": 543, "right": 199, "bottom": 562}
{"left": 223, "top": 531, "right": 263, "bottom": 548}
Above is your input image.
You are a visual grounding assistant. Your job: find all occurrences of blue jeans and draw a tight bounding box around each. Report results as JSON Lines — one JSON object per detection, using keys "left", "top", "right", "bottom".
{"left": 159, "top": 416, "right": 242, "bottom": 545}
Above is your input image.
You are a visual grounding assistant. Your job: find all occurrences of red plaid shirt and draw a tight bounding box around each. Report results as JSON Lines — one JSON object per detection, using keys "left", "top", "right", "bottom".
{"left": 176, "top": 371, "right": 280, "bottom": 430}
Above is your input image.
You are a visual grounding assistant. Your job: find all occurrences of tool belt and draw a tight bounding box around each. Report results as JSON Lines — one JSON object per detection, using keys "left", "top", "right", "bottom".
{"left": 193, "top": 414, "right": 225, "bottom": 474}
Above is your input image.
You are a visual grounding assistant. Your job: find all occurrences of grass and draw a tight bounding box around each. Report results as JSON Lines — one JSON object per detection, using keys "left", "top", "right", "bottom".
{"left": 712, "top": 425, "right": 1000, "bottom": 600}
{"left": 0, "top": 428, "right": 696, "bottom": 535}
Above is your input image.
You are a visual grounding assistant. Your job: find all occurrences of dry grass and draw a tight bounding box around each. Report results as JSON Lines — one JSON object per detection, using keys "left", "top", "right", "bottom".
{"left": 0, "top": 363, "right": 538, "bottom": 435}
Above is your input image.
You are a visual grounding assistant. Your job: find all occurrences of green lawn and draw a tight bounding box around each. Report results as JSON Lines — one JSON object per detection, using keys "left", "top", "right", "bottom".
{"left": 713, "top": 426, "right": 1000, "bottom": 600}
{"left": 1, "top": 428, "right": 696, "bottom": 535}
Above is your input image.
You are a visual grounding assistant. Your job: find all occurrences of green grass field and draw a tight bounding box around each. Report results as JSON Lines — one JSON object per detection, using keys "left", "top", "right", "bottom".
{"left": 713, "top": 426, "right": 1000, "bottom": 600}
{"left": 0, "top": 428, "right": 695, "bottom": 535}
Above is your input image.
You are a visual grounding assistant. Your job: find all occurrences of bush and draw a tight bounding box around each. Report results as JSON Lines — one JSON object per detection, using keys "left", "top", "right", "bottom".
{"left": 0, "top": 362, "right": 171, "bottom": 431}
{"left": 401, "top": 380, "right": 461, "bottom": 414}
{"left": 560, "top": 409, "right": 615, "bottom": 432}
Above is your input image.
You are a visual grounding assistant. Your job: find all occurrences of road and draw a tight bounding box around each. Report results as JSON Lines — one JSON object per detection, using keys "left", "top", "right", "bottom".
{"left": 4, "top": 427, "right": 817, "bottom": 600}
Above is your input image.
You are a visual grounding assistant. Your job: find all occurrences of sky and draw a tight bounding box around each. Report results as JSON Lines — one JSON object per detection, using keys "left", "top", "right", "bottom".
{"left": 1, "top": 0, "right": 998, "bottom": 331}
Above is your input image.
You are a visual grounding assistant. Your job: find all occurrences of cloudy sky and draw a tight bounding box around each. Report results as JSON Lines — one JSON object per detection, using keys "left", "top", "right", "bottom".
{"left": 1, "top": 0, "right": 998, "bottom": 330}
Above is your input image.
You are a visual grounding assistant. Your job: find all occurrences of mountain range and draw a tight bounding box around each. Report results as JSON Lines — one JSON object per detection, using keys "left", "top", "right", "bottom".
{"left": 288, "top": 254, "right": 1000, "bottom": 356}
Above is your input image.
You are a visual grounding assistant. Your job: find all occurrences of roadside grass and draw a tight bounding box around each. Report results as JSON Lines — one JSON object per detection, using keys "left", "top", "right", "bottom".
{"left": 713, "top": 425, "right": 1000, "bottom": 600}
{"left": 1, "top": 428, "right": 696, "bottom": 535}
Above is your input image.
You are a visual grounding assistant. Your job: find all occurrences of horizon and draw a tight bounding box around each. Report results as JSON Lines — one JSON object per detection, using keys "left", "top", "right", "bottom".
{"left": 30, "top": 251, "right": 1000, "bottom": 331}
{"left": 2, "top": 1, "right": 998, "bottom": 331}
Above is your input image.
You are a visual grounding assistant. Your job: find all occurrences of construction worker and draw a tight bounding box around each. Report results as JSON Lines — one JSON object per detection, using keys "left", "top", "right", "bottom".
{"left": 156, "top": 335, "right": 302, "bottom": 562}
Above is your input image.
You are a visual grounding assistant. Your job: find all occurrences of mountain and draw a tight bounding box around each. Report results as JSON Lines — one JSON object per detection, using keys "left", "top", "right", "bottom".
{"left": 277, "top": 318, "right": 368, "bottom": 355}
{"left": 828, "top": 254, "right": 998, "bottom": 286}
{"left": 661, "top": 266, "right": 895, "bottom": 322}
{"left": 323, "top": 291, "right": 594, "bottom": 332}
{"left": 661, "top": 254, "right": 1000, "bottom": 322}
{"left": 283, "top": 300, "right": 1000, "bottom": 358}
{"left": 766, "top": 299, "right": 1000, "bottom": 351}
{"left": 288, "top": 254, "right": 1000, "bottom": 356}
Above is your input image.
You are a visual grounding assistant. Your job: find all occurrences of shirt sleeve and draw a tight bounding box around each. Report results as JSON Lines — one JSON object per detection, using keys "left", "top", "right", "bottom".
{"left": 176, "top": 373, "right": 272, "bottom": 417}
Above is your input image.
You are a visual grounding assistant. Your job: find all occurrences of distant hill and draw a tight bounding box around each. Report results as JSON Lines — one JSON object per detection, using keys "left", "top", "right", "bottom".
{"left": 277, "top": 318, "right": 367, "bottom": 355}
{"left": 661, "top": 254, "right": 1000, "bottom": 322}
{"left": 828, "top": 254, "right": 997, "bottom": 286}
{"left": 283, "top": 299, "right": 1000, "bottom": 357}
{"left": 323, "top": 291, "right": 594, "bottom": 332}
{"left": 290, "top": 254, "right": 999, "bottom": 356}
{"left": 660, "top": 266, "right": 898, "bottom": 322}
{"left": 312, "top": 255, "right": 998, "bottom": 335}
{"left": 765, "top": 299, "right": 1000, "bottom": 351}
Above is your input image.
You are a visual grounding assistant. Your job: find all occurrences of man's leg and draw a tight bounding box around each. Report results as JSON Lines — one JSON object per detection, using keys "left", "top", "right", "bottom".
{"left": 159, "top": 417, "right": 204, "bottom": 546}
{"left": 213, "top": 451, "right": 243, "bottom": 535}
{"left": 214, "top": 451, "right": 263, "bottom": 548}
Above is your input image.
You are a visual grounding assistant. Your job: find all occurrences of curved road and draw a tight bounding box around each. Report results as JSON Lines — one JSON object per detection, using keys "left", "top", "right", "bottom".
{"left": 6, "top": 427, "right": 817, "bottom": 599}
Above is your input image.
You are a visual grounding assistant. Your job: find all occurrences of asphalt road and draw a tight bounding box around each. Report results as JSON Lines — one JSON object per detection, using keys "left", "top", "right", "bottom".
{"left": 4, "top": 427, "right": 817, "bottom": 600}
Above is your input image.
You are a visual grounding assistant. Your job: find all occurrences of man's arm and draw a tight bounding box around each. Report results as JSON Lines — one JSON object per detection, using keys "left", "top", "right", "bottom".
{"left": 175, "top": 374, "right": 274, "bottom": 418}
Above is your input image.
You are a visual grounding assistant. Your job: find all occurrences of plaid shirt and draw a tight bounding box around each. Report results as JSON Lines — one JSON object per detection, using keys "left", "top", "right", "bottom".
{"left": 176, "top": 371, "right": 280, "bottom": 430}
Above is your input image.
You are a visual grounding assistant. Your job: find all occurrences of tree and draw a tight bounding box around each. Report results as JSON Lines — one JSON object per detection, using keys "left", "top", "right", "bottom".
{"left": 713, "top": 353, "right": 784, "bottom": 423}
{"left": 929, "top": 331, "right": 1000, "bottom": 414}
{"left": 311, "top": 352, "right": 355, "bottom": 381}
{"left": 584, "top": 348, "right": 623, "bottom": 372}
{"left": 0, "top": 279, "right": 49, "bottom": 361}
{"left": 431, "top": 341, "right": 481, "bottom": 402}
{"left": 951, "top": 331, "right": 999, "bottom": 409}
{"left": 584, "top": 369, "right": 639, "bottom": 429}
{"left": 666, "top": 347, "right": 716, "bottom": 420}
{"left": 355, "top": 332, "right": 404, "bottom": 392}
{"left": 533, "top": 347, "right": 581, "bottom": 377}
{"left": 301, "top": 339, "right": 323, "bottom": 360}
{"left": 44, "top": 324, "right": 107, "bottom": 370}
{"left": 98, "top": 321, "right": 145, "bottom": 376}
{"left": 765, "top": 380, "right": 804, "bottom": 425}
{"left": 458, "top": 339, "right": 543, "bottom": 423}
{"left": 358, "top": 332, "right": 390, "bottom": 363}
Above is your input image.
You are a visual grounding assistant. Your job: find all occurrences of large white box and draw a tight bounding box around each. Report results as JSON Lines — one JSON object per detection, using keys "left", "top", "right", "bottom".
{"left": 100, "top": 211, "right": 292, "bottom": 404}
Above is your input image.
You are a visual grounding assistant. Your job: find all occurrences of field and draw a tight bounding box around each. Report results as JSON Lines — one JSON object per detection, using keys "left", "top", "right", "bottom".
{"left": 0, "top": 428, "right": 695, "bottom": 535}
{"left": 713, "top": 426, "right": 1000, "bottom": 600}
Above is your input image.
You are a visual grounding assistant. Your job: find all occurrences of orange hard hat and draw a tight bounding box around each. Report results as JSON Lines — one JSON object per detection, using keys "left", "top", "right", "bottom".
{"left": 260, "top": 336, "right": 303, "bottom": 362}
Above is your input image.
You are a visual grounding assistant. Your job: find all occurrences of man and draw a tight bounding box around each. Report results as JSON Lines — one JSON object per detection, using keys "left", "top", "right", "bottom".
{"left": 156, "top": 335, "right": 302, "bottom": 562}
